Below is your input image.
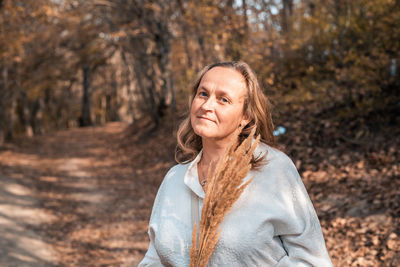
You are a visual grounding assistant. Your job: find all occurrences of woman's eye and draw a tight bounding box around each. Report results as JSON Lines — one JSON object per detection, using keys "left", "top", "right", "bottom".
{"left": 199, "top": 91, "right": 208, "bottom": 97}
{"left": 221, "top": 97, "right": 229, "bottom": 103}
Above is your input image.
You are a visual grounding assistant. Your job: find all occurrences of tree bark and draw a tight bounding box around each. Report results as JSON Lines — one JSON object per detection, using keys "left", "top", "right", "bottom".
{"left": 282, "top": 0, "right": 293, "bottom": 34}
{"left": 156, "top": 29, "right": 175, "bottom": 112}
{"left": 242, "top": 0, "right": 249, "bottom": 32}
{"left": 0, "top": 66, "right": 7, "bottom": 144}
{"left": 80, "top": 65, "right": 92, "bottom": 126}
{"left": 6, "top": 94, "right": 17, "bottom": 141}
{"left": 19, "top": 90, "right": 34, "bottom": 137}
{"left": 120, "top": 50, "right": 135, "bottom": 122}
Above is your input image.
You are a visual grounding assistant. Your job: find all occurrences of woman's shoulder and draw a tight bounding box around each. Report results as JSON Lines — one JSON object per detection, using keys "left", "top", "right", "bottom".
{"left": 164, "top": 162, "right": 190, "bottom": 178}
{"left": 256, "top": 142, "right": 296, "bottom": 169}
{"left": 152, "top": 162, "right": 190, "bottom": 202}
{"left": 254, "top": 142, "right": 303, "bottom": 191}
{"left": 159, "top": 161, "right": 191, "bottom": 188}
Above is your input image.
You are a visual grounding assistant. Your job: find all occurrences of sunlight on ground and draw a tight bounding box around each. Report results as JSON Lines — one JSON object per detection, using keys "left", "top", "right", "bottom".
{"left": 0, "top": 204, "right": 57, "bottom": 225}
{"left": 4, "top": 183, "right": 32, "bottom": 196}
{"left": 0, "top": 176, "right": 59, "bottom": 266}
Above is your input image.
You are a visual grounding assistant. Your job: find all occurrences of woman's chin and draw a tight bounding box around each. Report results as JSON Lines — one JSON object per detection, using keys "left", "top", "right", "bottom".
{"left": 193, "top": 128, "right": 217, "bottom": 139}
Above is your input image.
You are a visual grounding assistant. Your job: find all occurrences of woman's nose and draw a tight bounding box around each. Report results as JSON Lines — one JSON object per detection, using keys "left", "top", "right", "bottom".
{"left": 201, "top": 97, "right": 215, "bottom": 111}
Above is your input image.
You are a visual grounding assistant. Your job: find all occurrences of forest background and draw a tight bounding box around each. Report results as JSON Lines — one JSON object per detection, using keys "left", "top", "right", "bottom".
{"left": 0, "top": 0, "right": 399, "bottom": 266}
{"left": 1, "top": 0, "right": 399, "bottom": 138}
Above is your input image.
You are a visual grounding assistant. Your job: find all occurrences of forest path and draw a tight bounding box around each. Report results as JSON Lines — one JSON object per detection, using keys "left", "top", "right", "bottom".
{"left": 0, "top": 122, "right": 174, "bottom": 266}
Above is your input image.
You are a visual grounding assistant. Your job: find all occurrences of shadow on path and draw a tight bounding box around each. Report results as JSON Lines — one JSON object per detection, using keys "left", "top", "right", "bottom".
{"left": 0, "top": 122, "right": 176, "bottom": 266}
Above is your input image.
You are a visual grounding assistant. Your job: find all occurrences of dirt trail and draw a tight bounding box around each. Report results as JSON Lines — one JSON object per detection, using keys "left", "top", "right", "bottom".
{"left": 0, "top": 122, "right": 174, "bottom": 266}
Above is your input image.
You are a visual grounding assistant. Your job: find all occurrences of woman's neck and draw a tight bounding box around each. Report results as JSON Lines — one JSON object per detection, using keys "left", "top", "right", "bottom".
{"left": 200, "top": 137, "right": 234, "bottom": 166}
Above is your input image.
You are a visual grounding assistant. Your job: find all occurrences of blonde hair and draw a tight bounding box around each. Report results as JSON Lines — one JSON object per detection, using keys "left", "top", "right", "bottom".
{"left": 175, "top": 61, "right": 276, "bottom": 169}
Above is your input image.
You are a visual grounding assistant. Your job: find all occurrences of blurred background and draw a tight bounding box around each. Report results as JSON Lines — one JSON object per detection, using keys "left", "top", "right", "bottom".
{"left": 1, "top": 0, "right": 399, "bottom": 139}
{"left": 0, "top": 0, "right": 399, "bottom": 266}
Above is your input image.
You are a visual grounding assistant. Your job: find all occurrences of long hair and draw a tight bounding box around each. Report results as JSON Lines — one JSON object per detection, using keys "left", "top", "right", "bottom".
{"left": 175, "top": 61, "right": 276, "bottom": 169}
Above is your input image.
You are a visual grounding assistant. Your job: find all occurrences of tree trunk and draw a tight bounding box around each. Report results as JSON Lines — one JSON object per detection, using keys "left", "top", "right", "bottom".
{"left": 132, "top": 54, "right": 157, "bottom": 122}
{"left": 0, "top": 66, "right": 7, "bottom": 144}
{"left": 120, "top": 50, "right": 135, "bottom": 122}
{"left": 15, "top": 65, "right": 33, "bottom": 137}
{"left": 19, "top": 90, "right": 34, "bottom": 137}
{"left": 80, "top": 65, "right": 92, "bottom": 126}
{"left": 282, "top": 0, "right": 293, "bottom": 34}
{"left": 156, "top": 29, "right": 175, "bottom": 112}
{"left": 6, "top": 95, "right": 17, "bottom": 141}
{"left": 30, "top": 98, "right": 44, "bottom": 135}
{"left": 110, "top": 70, "right": 119, "bottom": 121}
{"left": 36, "top": 98, "right": 44, "bottom": 134}
{"left": 242, "top": 0, "right": 249, "bottom": 32}
{"left": 66, "top": 80, "right": 75, "bottom": 128}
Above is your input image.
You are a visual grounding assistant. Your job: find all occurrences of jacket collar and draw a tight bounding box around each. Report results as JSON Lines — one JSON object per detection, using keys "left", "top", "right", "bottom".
{"left": 183, "top": 150, "right": 205, "bottom": 199}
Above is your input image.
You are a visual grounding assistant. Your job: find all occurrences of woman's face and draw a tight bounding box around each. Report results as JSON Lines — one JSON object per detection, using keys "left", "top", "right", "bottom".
{"left": 190, "top": 67, "right": 249, "bottom": 142}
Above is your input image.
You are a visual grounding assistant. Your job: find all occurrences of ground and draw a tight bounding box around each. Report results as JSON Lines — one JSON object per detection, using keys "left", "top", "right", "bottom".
{"left": 0, "top": 118, "right": 399, "bottom": 266}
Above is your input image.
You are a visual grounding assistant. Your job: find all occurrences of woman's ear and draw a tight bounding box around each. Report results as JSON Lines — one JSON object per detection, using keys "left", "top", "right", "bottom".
{"left": 240, "top": 115, "right": 251, "bottom": 128}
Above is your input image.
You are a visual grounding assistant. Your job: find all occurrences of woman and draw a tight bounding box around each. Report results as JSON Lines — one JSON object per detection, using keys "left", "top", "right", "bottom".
{"left": 139, "top": 61, "right": 333, "bottom": 266}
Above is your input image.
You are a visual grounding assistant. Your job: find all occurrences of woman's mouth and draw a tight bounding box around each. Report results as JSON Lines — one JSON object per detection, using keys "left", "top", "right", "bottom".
{"left": 198, "top": 116, "right": 215, "bottom": 123}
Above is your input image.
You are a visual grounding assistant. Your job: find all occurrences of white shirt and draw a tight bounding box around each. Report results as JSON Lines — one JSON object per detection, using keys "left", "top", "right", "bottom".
{"left": 138, "top": 143, "right": 333, "bottom": 267}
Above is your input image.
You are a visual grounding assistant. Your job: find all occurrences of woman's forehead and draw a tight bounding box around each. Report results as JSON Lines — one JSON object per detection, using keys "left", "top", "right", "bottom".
{"left": 199, "top": 67, "right": 247, "bottom": 95}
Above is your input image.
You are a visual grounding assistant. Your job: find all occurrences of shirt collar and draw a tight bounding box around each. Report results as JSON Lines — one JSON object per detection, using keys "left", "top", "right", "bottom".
{"left": 183, "top": 150, "right": 205, "bottom": 199}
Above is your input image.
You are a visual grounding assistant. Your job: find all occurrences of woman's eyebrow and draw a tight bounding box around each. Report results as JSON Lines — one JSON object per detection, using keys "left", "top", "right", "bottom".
{"left": 216, "top": 87, "right": 234, "bottom": 98}
{"left": 198, "top": 85, "right": 209, "bottom": 91}
{"left": 216, "top": 90, "right": 231, "bottom": 98}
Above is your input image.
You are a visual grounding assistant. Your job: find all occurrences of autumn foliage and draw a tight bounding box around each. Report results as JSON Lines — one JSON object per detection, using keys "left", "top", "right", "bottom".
{"left": 0, "top": 0, "right": 398, "bottom": 143}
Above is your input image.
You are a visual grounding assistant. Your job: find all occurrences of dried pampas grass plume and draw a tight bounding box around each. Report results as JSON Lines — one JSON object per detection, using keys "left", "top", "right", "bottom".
{"left": 190, "top": 128, "right": 260, "bottom": 267}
